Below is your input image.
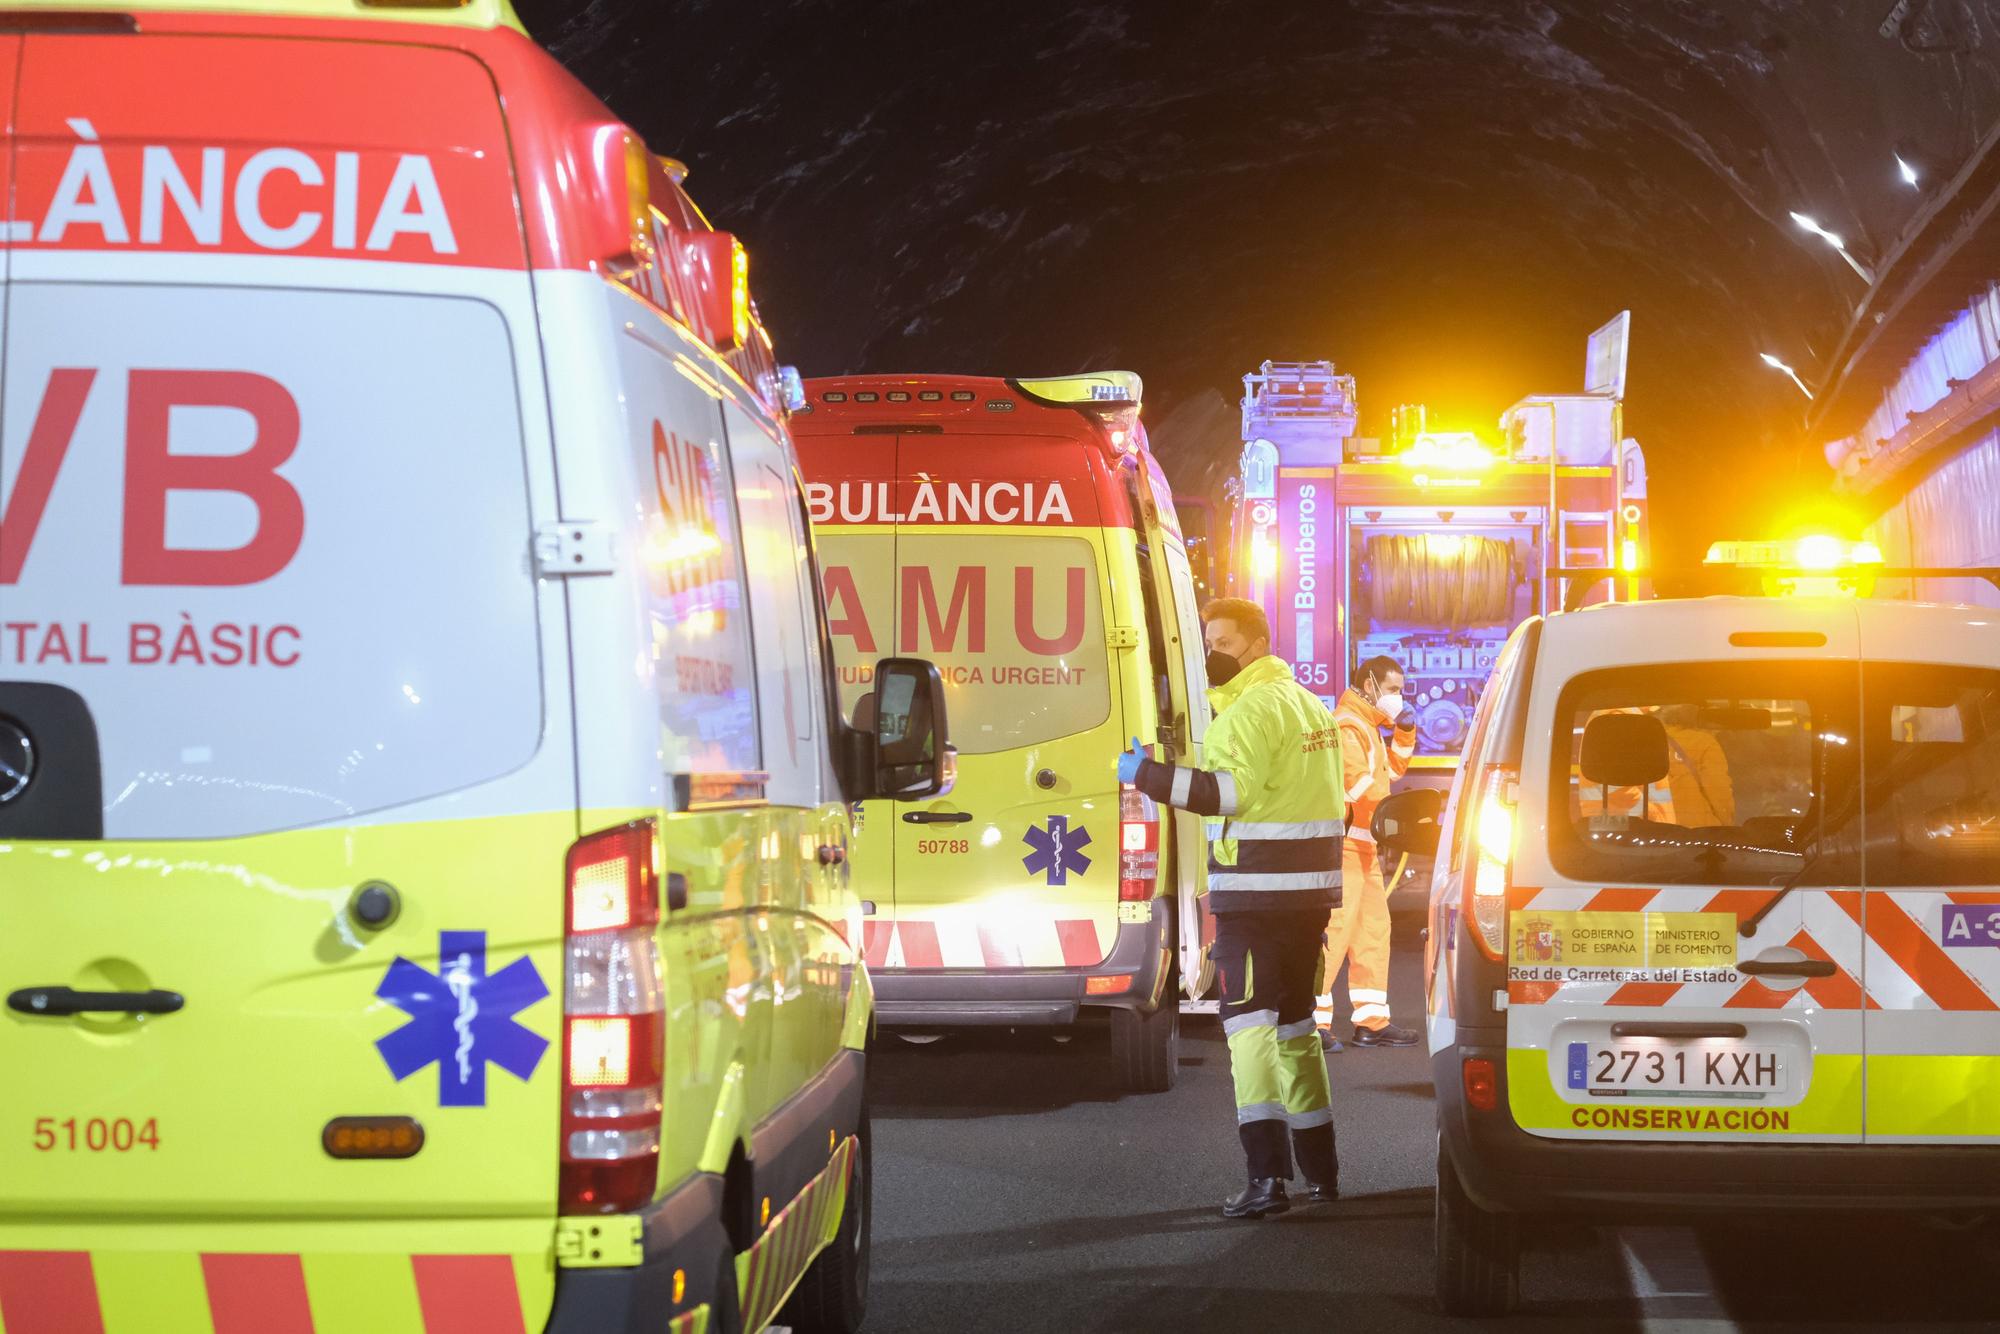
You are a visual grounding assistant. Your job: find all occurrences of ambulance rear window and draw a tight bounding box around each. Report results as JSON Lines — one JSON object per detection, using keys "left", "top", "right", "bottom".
{"left": 4, "top": 284, "right": 542, "bottom": 840}
{"left": 1549, "top": 662, "right": 1861, "bottom": 887}
{"left": 817, "top": 532, "right": 1111, "bottom": 754}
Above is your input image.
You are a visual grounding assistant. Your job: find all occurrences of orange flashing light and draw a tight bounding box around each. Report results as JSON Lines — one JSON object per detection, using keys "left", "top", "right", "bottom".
{"left": 322, "top": 1116, "right": 424, "bottom": 1159}
{"left": 1704, "top": 535, "right": 1884, "bottom": 597}
{"left": 729, "top": 236, "right": 752, "bottom": 349}
{"left": 1399, "top": 432, "right": 1496, "bottom": 473}
{"left": 1086, "top": 974, "right": 1134, "bottom": 996}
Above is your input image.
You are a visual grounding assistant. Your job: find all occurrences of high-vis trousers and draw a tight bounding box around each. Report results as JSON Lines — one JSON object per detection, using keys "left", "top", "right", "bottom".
{"left": 1318, "top": 838, "right": 1393, "bottom": 1031}
{"left": 1216, "top": 909, "right": 1337, "bottom": 1185}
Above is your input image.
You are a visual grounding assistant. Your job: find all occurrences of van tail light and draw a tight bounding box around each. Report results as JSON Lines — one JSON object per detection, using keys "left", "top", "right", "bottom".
{"left": 560, "top": 820, "right": 665, "bottom": 1215}
{"left": 1466, "top": 767, "right": 1518, "bottom": 961}
{"left": 1462, "top": 1056, "right": 1499, "bottom": 1112}
{"left": 1120, "top": 784, "right": 1160, "bottom": 902}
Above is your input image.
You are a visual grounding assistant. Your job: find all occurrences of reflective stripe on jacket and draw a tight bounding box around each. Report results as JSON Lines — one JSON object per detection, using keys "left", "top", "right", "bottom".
{"left": 1134, "top": 655, "right": 1345, "bottom": 913}
{"left": 1334, "top": 687, "right": 1415, "bottom": 845}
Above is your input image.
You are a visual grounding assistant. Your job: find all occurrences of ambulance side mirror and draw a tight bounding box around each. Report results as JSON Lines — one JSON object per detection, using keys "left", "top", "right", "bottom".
{"left": 857, "top": 658, "right": 953, "bottom": 801}
{"left": 1372, "top": 788, "right": 1444, "bottom": 859}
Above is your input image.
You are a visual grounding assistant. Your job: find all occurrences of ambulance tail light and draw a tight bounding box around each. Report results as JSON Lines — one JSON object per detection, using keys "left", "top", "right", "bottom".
{"left": 1466, "top": 766, "right": 1517, "bottom": 961}
{"left": 560, "top": 820, "right": 666, "bottom": 1215}
{"left": 1120, "top": 784, "right": 1160, "bottom": 902}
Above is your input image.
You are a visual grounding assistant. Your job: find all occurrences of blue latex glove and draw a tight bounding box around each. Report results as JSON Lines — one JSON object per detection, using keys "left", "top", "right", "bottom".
{"left": 1116, "top": 736, "right": 1147, "bottom": 784}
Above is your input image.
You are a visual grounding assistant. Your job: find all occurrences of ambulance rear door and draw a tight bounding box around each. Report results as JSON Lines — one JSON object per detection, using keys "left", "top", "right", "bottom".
{"left": 808, "top": 432, "right": 901, "bottom": 959}
{"left": 0, "top": 28, "right": 569, "bottom": 1329}
{"left": 1134, "top": 452, "right": 1215, "bottom": 996}
{"left": 1506, "top": 602, "right": 1867, "bottom": 1145}
{"left": 1855, "top": 603, "right": 2000, "bottom": 1143}
{"left": 886, "top": 432, "right": 1121, "bottom": 975}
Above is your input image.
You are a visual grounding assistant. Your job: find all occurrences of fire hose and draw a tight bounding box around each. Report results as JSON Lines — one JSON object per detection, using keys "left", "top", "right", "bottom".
{"left": 1365, "top": 534, "right": 1516, "bottom": 627}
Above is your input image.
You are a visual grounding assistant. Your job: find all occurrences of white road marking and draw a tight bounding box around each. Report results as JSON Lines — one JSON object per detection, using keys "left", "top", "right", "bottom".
{"left": 1618, "top": 1226, "right": 1740, "bottom": 1333}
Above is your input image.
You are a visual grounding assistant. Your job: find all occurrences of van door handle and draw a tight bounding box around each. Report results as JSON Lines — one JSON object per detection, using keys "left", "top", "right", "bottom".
{"left": 902, "top": 811, "right": 973, "bottom": 825}
{"left": 1734, "top": 958, "right": 1837, "bottom": 978}
{"left": 8, "top": 986, "right": 184, "bottom": 1017}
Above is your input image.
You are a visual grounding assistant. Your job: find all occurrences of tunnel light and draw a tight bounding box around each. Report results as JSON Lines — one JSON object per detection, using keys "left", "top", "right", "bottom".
{"left": 1789, "top": 211, "right": 1841, "bottom": 247}
{"left": 1896, "top": 154, "right": 1921, "bottom": 187}
{"left": 1759, "top": 352, "right": 1816, "bottom": 401}
{"left": 1787, "top": 211, "right": 1875, "bottom": 283}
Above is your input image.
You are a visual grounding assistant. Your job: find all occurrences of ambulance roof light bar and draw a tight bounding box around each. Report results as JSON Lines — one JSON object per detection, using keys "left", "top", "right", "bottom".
{"left": 1013, "top": 372, "right": 1144, "bottom": 455}
{"left": 1013, "top": 371, "right": 1143, "bottom": 409}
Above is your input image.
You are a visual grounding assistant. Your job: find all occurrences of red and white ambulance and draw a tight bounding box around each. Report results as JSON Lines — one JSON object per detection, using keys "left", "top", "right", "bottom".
{"left": 792, "top": 373, "right": 1217, "bottom": 1091}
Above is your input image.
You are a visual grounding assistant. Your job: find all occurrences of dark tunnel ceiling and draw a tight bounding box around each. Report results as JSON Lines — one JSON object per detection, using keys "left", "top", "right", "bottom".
{"left": 514, "top": 0, "right": 2000, "bottom": 560}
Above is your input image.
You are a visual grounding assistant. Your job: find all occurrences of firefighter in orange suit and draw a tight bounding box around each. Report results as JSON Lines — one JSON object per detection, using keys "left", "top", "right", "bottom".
{"left": 1317, "top": 655, "right": 1421, "bottom": 1049}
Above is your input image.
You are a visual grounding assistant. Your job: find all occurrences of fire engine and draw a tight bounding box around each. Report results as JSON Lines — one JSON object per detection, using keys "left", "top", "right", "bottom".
{"left": 1226, "top": 322, "right": 1650, "bottom": 785}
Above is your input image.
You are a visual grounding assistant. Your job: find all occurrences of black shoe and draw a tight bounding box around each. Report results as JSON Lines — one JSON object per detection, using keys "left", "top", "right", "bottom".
{"left": 1301, "top": 1181, "right": 1340, "bottom": 1205}
{"left": 1222, "top": 1178, "right": 1291, "bottom": 1219}
{"left": 1351, "top": 1022, "right": 1419, "bottom": 1047}
{"left": 1319, "top": 1028, "right": 1344, "bottom": 1053}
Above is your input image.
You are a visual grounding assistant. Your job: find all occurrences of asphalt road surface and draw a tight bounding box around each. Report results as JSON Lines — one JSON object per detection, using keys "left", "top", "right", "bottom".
{"left": 864, "top": 913, "right": 2000, "bottom": 1333}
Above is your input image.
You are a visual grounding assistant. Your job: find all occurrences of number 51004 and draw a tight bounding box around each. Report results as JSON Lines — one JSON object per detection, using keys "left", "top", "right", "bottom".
{"left": 34, "top": 1117, "right": 160, "bottom": 1152}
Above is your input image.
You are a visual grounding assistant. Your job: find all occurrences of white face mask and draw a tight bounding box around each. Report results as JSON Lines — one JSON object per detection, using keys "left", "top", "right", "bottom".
{"left": 1376, "top": 690, "right": 1406, "bottom": 720}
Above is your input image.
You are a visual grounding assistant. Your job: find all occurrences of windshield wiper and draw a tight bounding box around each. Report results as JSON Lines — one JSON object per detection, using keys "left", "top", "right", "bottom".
{"left": 1740, "top": 845, "right": 1825, "bottom": 937}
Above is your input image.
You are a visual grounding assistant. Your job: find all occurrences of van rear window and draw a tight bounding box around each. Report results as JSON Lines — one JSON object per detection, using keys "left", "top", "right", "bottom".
{"left": 1864, "top": 664, "right": 2000, "bottom": 886}
{"left": 818, "top": 533, "right": 1111, "bottom": 754}
{"left": 1549, "top": 663, "right": 1861, "bottom": 887}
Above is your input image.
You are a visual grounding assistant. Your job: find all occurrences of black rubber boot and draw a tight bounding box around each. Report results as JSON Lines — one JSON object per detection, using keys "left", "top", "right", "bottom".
{"left": 1222, "top": 1177, "right": 1291, "bottom": 1219}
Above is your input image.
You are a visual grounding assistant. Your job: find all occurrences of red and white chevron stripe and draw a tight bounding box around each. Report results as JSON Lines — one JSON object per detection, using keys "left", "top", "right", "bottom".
{"left": 1500, "top": 885, "right": 2000, "bottom": 1012}
{"left": 861, "top": 913, "right": 1110, "bottom": 970}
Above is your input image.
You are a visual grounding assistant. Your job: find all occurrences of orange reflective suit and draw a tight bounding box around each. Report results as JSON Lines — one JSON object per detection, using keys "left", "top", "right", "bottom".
{"left": 1318, "top": 687, "right": 1415, "bottom": 1031}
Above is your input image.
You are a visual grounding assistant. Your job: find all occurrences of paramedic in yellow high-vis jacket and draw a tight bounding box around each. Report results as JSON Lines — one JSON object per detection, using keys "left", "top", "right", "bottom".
{"left": 1119, "top": 598, "right": 1345, "bottom": 1220}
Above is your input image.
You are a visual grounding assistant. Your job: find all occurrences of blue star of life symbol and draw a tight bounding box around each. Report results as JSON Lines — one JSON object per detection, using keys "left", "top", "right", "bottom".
{"left": 375, "top": 930, "right": 550, "bottom": 1107}
{"left": 1022, "top": 815, "right": 1092, "bottom": 886}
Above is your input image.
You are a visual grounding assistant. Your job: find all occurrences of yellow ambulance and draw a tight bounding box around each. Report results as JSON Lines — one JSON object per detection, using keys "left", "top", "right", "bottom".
{"left": 0, "top": 3, "right": 947, "bottom": 1331}
{"left": 792, "top": 373, "right": 1214, "bottom": 1091}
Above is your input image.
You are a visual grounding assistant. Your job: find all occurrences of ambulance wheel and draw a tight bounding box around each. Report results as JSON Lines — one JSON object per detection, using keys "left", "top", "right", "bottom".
{"left": 1111, "top": 998, "right": 1178, "bottom": 1093}
{"left": 1434, "top": 1135, "right": 1519, "bottom": 1317}
{"left": 781, "top": 1105, "right": 871, "bottom": 1334}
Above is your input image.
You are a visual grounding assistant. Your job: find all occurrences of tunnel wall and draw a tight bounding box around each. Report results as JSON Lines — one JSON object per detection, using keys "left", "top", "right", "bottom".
{"left": 1872, "top": 432, "right": 2000, "bottom": 609}
{"left": 1834, "top": 283, "right": 2000, "bottom": 610}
